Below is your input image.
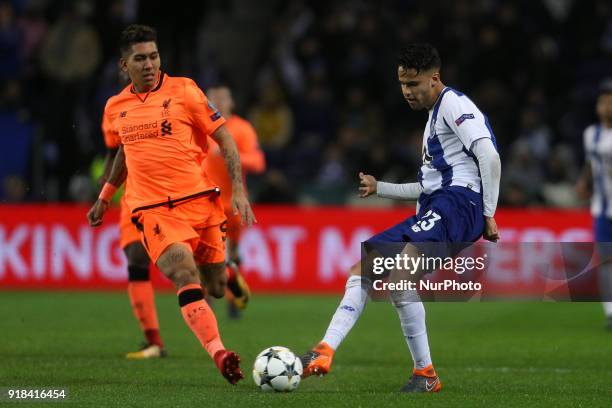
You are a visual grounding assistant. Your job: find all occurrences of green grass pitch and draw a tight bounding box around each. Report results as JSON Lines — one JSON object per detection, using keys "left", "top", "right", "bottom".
{"left": 1, "top": 292, "right": 611, "bottom": 407}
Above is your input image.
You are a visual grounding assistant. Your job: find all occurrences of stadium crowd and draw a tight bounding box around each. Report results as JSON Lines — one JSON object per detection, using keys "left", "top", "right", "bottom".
{"left": 1, "top": 0, "right": 611, "bottom": 206}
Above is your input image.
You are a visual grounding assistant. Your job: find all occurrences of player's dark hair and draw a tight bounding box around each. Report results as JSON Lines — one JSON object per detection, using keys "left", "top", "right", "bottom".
{"left": 119, "top": 24, "right": 157, "bottom": 55}
{"left": 398, "top": 43, "right": 441, "bottom": 74}
{"left": 599, "top": 78, "right": 612, "bottom": 96}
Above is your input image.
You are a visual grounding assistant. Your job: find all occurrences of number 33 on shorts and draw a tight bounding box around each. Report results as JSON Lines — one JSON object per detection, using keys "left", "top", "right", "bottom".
{"left": 411, "top": 210, "right": 442, "bottom": 232}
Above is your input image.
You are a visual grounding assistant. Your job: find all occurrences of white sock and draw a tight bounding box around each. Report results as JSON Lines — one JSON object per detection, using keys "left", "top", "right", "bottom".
{"left": 603, "top": 302, "right": 612, "bottom": 318}
{"left": 322, "top": 275, "right": 370, "bottom": 350}
{"left": 391, "top": 290, "right": 432, "bottom": 370}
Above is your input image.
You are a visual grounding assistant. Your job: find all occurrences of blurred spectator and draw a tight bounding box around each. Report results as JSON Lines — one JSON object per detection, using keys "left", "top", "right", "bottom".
{"left": 339, "top": 86, "right": 383, "bottom": 139}
{"left": 0, "top": 0, "right": 22, "bottom": 80}
{"left": 68, "top": 174, "right": 93, "bottom": 204}
{"left": 2, "top": 174, "right": 27, "bottom": 202}
{"left": 501, "top": 140, "right": 544, "bottom": 206}
{"left": 518, "top": 107, "right": 552, "bottom": 161}
{"left": 293, "top": 79, "right": 333, "bottom": 142}
{"left": 40, "top": 1, "right": 101, "bottom": 83}
{"left": 318, "top": 143, "right": 347, "bottom": 186}
{"left": 255, "top": 169, "right": 298, "bottom": 204}
{"left": 39, "top": 0, "right": 101, "bottom": 200}
{"left": 249, "top": 80, "right": 294, "bottom": 149}
{"left": 2, "top": 0, "right": 612, "bottom": 205}
{"left": 16, "top": 0, "right": 47, "bottom": 75}
{"left": 542, "top": 144, "right": 580, "bottom": 207}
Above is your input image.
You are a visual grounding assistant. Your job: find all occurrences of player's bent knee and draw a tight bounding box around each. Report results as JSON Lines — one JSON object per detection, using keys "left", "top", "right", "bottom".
{"left": 124, "top": 242, "right": 150, "bottom": 268}
{"left": 168, "top": 267, "right": 198, "bottom": 288}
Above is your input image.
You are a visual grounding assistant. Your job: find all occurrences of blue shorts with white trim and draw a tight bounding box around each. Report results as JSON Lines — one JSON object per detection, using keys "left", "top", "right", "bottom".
{"left": 365, "top": 186, "right": 485, "bottom": 244}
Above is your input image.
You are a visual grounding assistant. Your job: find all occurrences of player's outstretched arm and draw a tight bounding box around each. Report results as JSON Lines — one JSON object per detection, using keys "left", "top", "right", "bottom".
{"left": 87, "top": 145, "right": 127, "bottom": 227}
{"left": 363, "top": 170, "right": 423, "bottom": 201}
{"left": 212, "top": 125, "right": 256, "bottom": 226}
{"left": 375, "top": 175, "right": 423, "bottom": 201}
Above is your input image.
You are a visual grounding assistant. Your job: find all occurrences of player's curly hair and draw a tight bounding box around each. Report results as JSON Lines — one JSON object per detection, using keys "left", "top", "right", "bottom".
{"left": 398, "top": 43, "right": 441, "bottom": 74}
{"left": 119, "top": 24, "right": 157, "bottom": 55}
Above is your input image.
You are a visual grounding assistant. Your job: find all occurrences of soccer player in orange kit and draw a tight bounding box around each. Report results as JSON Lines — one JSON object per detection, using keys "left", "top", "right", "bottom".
{"left": 202, "top": 85, "right": 265, "bottom": 315}
{"left": 87, "top": 25, "right": 255, "bottom": 384}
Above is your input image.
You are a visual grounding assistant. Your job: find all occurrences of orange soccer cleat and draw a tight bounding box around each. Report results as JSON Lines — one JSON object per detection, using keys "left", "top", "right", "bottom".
{"left": 300, "top": 341, "right": 335, "bottom": 378}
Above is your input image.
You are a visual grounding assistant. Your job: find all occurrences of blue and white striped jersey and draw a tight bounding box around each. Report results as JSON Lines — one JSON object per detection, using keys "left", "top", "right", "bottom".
{"left": 418, "top": 87, "right": 497, "bottom": 195}
{"left": 584, "top": 124, "right": 612, "bottom": 218}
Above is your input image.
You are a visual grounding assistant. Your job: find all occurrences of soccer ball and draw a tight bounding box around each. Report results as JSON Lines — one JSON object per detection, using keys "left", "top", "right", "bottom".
{"left": 252, "top": 346, "right": 303, "bottom": 392}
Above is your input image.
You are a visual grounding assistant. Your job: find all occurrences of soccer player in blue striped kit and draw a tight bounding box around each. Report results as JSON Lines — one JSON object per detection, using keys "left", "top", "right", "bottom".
{"left": 301, "top": 43, "right": 501, "bottom": 392}
{"left": 576, "top": 79, "right": 612, "bottom": 328}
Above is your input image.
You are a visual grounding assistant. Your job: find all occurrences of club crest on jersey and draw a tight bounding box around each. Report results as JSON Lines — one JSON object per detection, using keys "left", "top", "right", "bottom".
{"left": 455, "top": 113, "right": 475, "bottom": 126}
{"left": 120, "top": 111, "right": 127, "bottom": 118}
{"left": 161, "top": 120, "right": 172, "bottom": 136}
{"left": 161, "top": 98, "right": 171, "bottom": 117}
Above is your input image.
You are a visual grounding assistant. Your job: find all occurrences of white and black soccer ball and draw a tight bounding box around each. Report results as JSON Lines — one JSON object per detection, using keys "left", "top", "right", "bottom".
{"left": 252, "top": 346, "right": 303, "bottom": 392}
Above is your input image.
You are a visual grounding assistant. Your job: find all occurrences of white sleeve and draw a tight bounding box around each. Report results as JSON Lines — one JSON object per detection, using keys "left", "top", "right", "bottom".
{"left": 441, "top": 92, "right": 491, "bottom": 149}
{"left": 376, "top": 182, "right": 423, "bottom": 201}
{"left": 471, "top": 138, "right": 501, "bottom": 217}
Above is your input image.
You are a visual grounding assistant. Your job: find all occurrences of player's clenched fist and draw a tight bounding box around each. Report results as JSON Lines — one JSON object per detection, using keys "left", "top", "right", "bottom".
{"left": 358, "top": 172, "right": 378, "bottom": 198}
{"left": 483, "top": 216, "right": 500, "bottom": 242}
{"left": 87, "top": 199, "right": 109, "bottom": 227}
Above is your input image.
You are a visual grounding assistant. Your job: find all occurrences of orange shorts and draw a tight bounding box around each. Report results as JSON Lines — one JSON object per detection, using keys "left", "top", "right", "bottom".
{"left": 119, "top": 196, "right": 140, "bottom": 249}
{"left": 132, "top": 194, "right": 227, "bottom": 265}
{"left": 224, "top": 207, "right": 244, "bottom": 243}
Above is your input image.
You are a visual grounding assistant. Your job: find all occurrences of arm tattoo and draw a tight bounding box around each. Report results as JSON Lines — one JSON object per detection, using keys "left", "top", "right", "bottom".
{"left": 216, "top": 127, "right": 244, "bottom": 190}
{"left": 107, "top": 145, "right": 127, "bottom": 187}
{"left": 158, "top": 248, "right": 186, "bottom": 270}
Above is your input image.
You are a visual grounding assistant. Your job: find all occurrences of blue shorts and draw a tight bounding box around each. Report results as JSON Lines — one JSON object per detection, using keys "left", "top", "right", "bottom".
{"left": 594, "top": 216, "right": 612, "bottom": 242}
{"left": 366, "top": 186, "right": 485, "bottom": 244}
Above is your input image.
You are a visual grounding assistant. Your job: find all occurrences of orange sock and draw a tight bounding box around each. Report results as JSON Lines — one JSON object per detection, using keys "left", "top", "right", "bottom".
{"left": 128, "top": 281, "right": 163, "bottom": 347}
{"left": 177, "top": 283, "right": 225, "bottom": 358}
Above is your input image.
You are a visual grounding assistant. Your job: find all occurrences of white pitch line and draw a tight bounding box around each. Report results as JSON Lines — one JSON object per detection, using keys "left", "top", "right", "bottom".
{"left": 464, "top": 366, "right": 574, "bottom": 374}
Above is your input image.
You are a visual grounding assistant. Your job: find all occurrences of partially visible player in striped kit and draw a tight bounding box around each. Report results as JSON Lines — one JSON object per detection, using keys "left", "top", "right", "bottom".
{"left": 576, "top": 79, "right": 612, "bottom": 328}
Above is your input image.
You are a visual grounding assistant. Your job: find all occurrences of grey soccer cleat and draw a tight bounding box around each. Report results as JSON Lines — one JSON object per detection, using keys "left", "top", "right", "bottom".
{"left": 400, "top": 365, "right": 442, "bottom": 393}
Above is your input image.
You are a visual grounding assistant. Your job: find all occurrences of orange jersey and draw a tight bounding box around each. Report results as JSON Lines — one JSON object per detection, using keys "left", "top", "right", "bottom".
{"left": 102, "top": 72, "right": 225, "bottom": 210}
{"left": 102, "top": 108, "right": 121, "bottom": 149}
{"left": 201, "top": 115, "right": 265, "bottom": 208}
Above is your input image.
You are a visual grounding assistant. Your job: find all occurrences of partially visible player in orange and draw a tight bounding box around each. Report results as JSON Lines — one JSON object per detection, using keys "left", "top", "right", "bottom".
{"left": 87, "top": 24, "right": 255, "bottom": 385}
{"left": 202, "top": 85, "right": 265, "bottom": 315}
{"left": 101, "top": 119, "right": 166, "bottom": 360}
